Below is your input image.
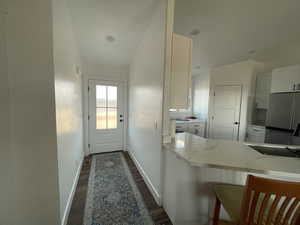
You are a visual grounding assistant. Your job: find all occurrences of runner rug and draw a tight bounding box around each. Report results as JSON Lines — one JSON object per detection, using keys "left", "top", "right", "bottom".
{"left": 84, "top": 152, "right": 154, "bottom": 225}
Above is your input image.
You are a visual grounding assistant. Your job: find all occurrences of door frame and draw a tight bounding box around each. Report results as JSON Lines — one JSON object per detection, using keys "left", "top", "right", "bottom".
{"left": 84, "top": 78, "right": 128, "bottom": 155}
{"left": 209, "top": 84, "right": 243, "bottom": 141}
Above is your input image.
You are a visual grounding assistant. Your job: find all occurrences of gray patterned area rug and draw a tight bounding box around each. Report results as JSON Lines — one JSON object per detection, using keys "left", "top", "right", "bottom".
{"left": 84, "top": 152, "right": 154, "bottom": 225}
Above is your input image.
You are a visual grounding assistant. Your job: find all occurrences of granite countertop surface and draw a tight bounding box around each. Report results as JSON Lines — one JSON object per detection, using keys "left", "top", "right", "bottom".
{"left": 163, "top": 133, "right": 300, "bottom": 176}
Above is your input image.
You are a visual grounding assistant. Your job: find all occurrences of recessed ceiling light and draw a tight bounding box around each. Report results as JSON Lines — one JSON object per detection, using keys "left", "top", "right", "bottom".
{"left": 189, "top": 29, "right": 200, "bottom": 36}
{"left": 106, "top": 35, "right": 116, "bottom": 43}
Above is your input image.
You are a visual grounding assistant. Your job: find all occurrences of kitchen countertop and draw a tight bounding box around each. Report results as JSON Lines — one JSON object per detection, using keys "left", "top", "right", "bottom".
{"left": 163, "top": 133, "right": 300, "bottom": 176}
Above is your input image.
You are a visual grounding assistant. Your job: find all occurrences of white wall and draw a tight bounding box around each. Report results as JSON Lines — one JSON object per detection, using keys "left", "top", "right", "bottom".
{"left": 128, "top": 0, "right": 167, "bottom": 203}
{"left": 0, "top": 5, "right": 13, "bottom": 225}
{"left": 6, "top": 0, "right": 60, "bottom": 224}
{"left": 192, "top": 72, "right": 210, "bottom": 121}
{"left": 209, "top": 60, "right": 264, "bottom": 141}
{"left": 52, "top": 0, "right": 84, "bottom": 223}
{"left": 82, "top": 63, "right": 129, "bottom": 79}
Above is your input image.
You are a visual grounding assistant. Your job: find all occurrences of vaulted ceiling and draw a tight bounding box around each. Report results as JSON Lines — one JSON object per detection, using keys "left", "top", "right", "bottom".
{"left": 68, "top": 0, "right": 300, "bottom": 74}
{"left": 68, "top": 0, "right": 158, "bottom": 70}
{"left": 174, "top": 0, "right": 300, "bottom": 74}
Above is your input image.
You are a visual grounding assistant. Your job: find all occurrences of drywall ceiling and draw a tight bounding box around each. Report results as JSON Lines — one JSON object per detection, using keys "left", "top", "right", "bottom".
{"left": 68, "top": 0, "right": 158, "bottom": 70}
{"left": 174, "top": 0, "right": 300, "bottom": 74}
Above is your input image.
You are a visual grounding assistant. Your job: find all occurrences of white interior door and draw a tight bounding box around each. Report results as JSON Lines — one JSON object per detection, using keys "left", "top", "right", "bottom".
{"left": 210, "top": 85, "right": 242, "bottom": 141}
{"left": 88, "top": 80, "right": 125, "bottom": 153}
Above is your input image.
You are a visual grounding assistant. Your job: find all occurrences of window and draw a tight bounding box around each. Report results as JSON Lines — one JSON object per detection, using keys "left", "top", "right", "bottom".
{"left": 96, "top": 85, "right": 118, "bottom": 129}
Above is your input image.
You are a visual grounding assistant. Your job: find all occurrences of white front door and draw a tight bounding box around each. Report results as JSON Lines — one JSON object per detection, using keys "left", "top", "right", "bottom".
{"left": 88, "top": 80, "right": 125, "bottom": 153}
{"left": 210, "top": 85, "right": 242, "bottom": 141}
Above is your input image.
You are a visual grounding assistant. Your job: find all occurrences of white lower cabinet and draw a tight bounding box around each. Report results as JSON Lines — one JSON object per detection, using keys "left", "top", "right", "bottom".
{"left": 187, "top": 122, "right": 206, "bottom": 137}
{"left": 175, "top": 122, "right": 188, "bottom": 132}
{"left": 176, "top": 121, "right": 206, "bottom": 137}
{"left": 246, "top": 125, "right": 266, "bottom": 143}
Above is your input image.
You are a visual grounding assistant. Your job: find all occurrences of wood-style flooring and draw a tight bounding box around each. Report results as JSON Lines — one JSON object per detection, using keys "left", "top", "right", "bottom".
{"left": 66, "top": 151, "right": 173, "bottom": 225}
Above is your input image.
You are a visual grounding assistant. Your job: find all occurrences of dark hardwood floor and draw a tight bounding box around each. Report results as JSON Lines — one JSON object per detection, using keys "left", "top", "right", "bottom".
{"left": 123, "top": 152, "right": 173, "bottom": 225}
{"left": 67, "top": 151, "right": 173, "bottom": 225}
{"left": 66, "top": 155, "right": 91, "bottom": 225}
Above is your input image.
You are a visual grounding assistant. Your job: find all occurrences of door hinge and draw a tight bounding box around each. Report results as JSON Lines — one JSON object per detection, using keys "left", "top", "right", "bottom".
{"left": 88, "top": 86, "right": 90, "bottom": 91}
{"left": 88, "top": 144, "right": 90, "bottom": 148}
{"left": 88, "top": 115, "right": 90, "bottom": 120}
{"left": 214, "top": 92, "right": 216, "bottom": 96}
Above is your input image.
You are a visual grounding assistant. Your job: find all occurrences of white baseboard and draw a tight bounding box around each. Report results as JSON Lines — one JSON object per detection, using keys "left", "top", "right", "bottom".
{"left": 127, "top": 149, "right": 161, "bottom": 206}
{"left": 61, "top": 155, "right": 84, "bottom": 225}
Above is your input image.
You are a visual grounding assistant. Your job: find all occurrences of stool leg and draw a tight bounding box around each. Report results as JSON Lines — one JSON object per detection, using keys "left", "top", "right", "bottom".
{"left": 213, "top": 197, "right": 221, "bottom": 225}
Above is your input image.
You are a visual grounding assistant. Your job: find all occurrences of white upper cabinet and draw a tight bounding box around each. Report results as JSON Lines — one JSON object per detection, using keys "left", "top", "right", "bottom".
{"left": 170, "top": 33, "right": 192, "bottom": 109}
{"left": 271, "top": 65, "right": 300, "bottom": 93}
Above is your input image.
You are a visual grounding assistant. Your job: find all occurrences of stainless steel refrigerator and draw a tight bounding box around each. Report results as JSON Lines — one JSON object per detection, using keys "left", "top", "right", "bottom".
{"left": 265, "top": 92, "right": 300, "bottom": 145}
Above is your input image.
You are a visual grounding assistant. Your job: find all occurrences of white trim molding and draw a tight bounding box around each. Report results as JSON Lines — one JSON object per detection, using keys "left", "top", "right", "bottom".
{"left": 61, "top": 155, "right": 84, "bottom": 225}
{"left": 127, "top": 148, "right": 162, "bottom": 206}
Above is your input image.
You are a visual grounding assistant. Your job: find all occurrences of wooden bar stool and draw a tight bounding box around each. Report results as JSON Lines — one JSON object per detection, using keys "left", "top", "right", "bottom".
{"left": 212, "top": 175, "right": 300, "bottom": 225}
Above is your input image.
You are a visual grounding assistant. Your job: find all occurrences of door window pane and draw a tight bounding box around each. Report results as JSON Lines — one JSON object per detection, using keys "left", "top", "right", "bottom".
{"left": 95, "top": 85, "right": 118, "bottom": 130}
{"left": 107, "top": 108, "right": 117, "bottom": 129}
{"left": 107, "top": 86, "right": 117, "bottom": 108}
{"left": 96, "top": 108, "right": 107, "bottom": 129}
{"left": 96, "top": 85, "right": 106, "bottom": 108}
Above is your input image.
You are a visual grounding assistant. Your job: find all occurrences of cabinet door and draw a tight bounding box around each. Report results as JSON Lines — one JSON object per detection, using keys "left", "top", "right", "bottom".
{"left": 170, "top": 33, "right": 192, "bottom": 109}
{"left": 271, "top": 65, "right": 300, "bottom": 93}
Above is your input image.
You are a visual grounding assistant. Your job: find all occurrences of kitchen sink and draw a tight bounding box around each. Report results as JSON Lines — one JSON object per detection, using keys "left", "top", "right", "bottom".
{"left": 249, "top": 145, "right": 300, "bottom": 158}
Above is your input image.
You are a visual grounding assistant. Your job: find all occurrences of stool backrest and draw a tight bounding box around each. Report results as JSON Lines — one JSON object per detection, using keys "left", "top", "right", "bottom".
{"left": 239, "top": 175, "right": 300, "bottom": 225}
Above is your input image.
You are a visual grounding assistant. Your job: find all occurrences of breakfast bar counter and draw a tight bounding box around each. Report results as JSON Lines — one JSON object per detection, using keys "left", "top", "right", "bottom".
{"left": 163, "top": 133, "right": 300, "bottom": 176}
{"left": 162, "top": 133, "right": 300, "bottom": 225}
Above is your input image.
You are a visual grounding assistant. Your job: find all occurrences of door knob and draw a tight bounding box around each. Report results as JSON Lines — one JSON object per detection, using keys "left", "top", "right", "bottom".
{"left": 120, "top": 119, "right": 124, "bottom": 122}
{"left": 234, "top": 122, "right": 240, "bottom": 125}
